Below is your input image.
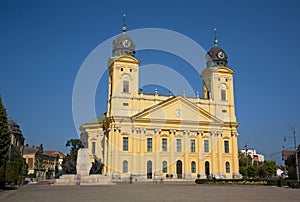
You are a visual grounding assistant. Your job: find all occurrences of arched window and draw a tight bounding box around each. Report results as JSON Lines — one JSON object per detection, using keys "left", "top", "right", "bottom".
{"left": 220, "top": 83, "right": 227, "bottom": 101}
{"left": 162, "top": 161, "right": 167, "bottom": 173}
{"left": 122, "top": 160, "right": 128, "bottom": 173}
{"left": 191, "top": 161, "right": 196, "bottom": 173}
{"left": 226, "top": 162, "right": 230, "bottom": 173}
{"left": 122, "top": 74, "right": 130, "bottom": 93}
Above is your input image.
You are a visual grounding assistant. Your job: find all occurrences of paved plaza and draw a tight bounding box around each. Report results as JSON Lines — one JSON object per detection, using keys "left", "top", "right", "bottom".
{"left": 1, "top": 183, "right": 300, "bottom": 202}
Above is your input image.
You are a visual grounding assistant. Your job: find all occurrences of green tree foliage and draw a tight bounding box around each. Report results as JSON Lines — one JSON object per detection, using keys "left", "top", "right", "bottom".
{"left": 6, "top": 161, "right": 20, "bottom": 184}
{"left": 0, "top": 96, "right": 11, "bottom": 166}
{"left": 62, "top": 139, "right": 84, "bottom": 174}
{"left": 239, "top": 152, "right": 277, "bottom": 179}
{"left": 34, "top": 144, "right": 46, "bottom": 181}
{"left": 238, "top": 151, "right": 252, "bottom": 167}
{"left": 247, "top": 166, "right": 257, "bottom": 178}
{"left": 265, "top": 161, "right": 277, "bottom": 177}
{"left": 66, "top": 139, "right": 84, "bottom": 154}
{"left": 257, "top": 165, "right": 268, "bottom": 178}
{"left": 34, "top": 144, "right": 45, "bottom": 170}
{"left": 239, "top": 166, "right": 247, "bottom": 177}
{"left": 0, "top": 145, "right": 28, "bottom": 185}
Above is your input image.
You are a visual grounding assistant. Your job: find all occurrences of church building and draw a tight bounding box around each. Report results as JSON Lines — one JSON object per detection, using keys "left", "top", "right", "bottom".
{"left": 80, "top": 25, "right": 240, "bottom": 180}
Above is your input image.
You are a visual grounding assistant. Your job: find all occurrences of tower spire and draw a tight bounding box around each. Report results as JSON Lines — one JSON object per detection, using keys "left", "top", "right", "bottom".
{"left": 122, "top": 13, "right": 127, "bottom": 33}
{"left": 213, "top": 27, "right": 218, "bottom": 46}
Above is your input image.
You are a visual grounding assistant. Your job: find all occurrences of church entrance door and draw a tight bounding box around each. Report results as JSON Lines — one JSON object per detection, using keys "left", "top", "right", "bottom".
{"left": 205, "top": 161, "right": 210, "bottom": 177}
{"left": 147, "top": 160, "right": 152, "bottom": 179}
{"left": 176, "top": 160, "right": 182, "bottom": 179}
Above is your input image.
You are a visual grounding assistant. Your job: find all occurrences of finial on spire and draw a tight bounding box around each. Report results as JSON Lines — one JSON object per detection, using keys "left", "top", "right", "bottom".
{"left": 122, "top": 13, "right": 127, "bottom": 33}
{"left": 213, "top": 27, "right": 218, "bottom": 46}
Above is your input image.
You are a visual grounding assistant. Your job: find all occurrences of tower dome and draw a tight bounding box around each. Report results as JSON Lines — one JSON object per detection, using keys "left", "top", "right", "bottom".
{"left": 112, "top": 33, "right": 136, "bottom": 57}
{"left": 205, "top": 46, "right": 228, "bottom": 68}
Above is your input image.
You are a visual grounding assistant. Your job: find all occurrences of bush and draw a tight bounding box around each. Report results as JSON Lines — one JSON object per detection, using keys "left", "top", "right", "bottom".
{"left": 28, "top": 173, "right": 36, "bottom": 179}
{"left": 287, "top": 181, "right": 300, "bottom": 189}
{"left": 195, "top": 179, "right": 268, "bottom": 185}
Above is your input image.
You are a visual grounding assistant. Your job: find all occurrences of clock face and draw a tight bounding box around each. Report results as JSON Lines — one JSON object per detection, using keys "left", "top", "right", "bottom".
{"left": 217, "top": 51, "right": 225, "bottom": 59}
{"left": 122, "top": 39, "right": 131, "bottom": 48}
{"left": 176, "top": 109, "right": 182, "bottom": 117}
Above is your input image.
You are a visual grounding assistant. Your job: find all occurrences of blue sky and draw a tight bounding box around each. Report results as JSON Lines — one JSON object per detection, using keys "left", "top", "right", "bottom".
{"left": 1, "top": 0, "right": 300, "bottom": 164}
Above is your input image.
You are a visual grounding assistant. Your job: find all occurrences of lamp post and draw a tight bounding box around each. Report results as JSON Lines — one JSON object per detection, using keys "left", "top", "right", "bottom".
{"left": 245, "top": 144, "right": 248, "bottom": 179}
{"left": 284, "top": 129, "right": 299, "bottom": 182}
{"left": 293, "top": 129, "right": 299, "bottom": 182}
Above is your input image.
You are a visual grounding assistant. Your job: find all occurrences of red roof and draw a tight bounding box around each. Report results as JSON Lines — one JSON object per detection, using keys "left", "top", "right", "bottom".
{"left": 45, "top": 150, "right": 65, "bottom": 158}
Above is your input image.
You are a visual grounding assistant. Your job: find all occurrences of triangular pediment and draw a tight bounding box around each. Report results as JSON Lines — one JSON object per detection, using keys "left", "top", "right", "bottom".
{"left": 132, "top": 96, "right": 223, "bottom": 125}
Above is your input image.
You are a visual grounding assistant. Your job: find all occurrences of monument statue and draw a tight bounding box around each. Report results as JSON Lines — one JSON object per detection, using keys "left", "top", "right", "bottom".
{"left": 89, "top": 158, "right": 105, "bottom": 175}
{"left": 55, "top": 148, "right": 114, "bottom": 185}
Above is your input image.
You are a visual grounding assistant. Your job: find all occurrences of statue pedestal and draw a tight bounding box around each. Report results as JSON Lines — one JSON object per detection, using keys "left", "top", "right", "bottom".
{"left": 76, "top": 148, "right": 92, "bottom": 177}
{"left": 54, "top": 148, "right": 114, "bottom": 186}
{"left": 54, "top": 174, "right": 78, "bottom": 185}
{"left": 80, "top": 175, "right": 115, "bottom": 185}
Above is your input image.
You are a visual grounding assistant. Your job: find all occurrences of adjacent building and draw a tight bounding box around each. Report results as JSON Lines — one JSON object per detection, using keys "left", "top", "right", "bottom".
{"left": 22, "top": 145, "right": 58, "bottom": 180}
{"left": 45, "top": 150, "right": 65, "bottom": 171}
{"left": 240, "top": 149, "right": 264, "bottom": 165}
{"left": 80, "top": 26, "right": 240, "bottom": 180}
{"left": 8, "top": 119, "right": 25, "bottom": 151}
{"left": 283, "top": 148, "right": 300, "bottom": 180}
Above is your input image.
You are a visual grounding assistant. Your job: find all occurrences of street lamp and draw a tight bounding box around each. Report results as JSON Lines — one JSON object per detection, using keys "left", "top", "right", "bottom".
{"left": 244, "top": 144, "right": 248, "bottom": 179}
{"left": 284, "top": 129, "right": 299, "bottom": 182}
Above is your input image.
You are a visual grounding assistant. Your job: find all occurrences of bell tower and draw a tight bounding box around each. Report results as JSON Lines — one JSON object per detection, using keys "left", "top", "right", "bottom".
{"left": 201, "top": 34, "right": 236, "bottom": 122}
{"left": 107, "top": 24, "right": 140, "bottom": 117}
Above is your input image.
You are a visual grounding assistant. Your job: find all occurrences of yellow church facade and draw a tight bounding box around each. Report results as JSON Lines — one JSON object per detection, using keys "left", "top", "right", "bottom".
{"left": 80, "top": 28, "right": 240, "bottom": 180}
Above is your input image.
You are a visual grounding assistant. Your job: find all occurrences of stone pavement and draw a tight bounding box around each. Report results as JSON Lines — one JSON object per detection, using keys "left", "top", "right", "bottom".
{"left": 1, "top": 183, "right": 300, "bottom": 202}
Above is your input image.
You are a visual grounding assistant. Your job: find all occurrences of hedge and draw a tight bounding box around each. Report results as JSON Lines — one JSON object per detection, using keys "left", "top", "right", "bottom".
{"left": 195, "top": 178, "right": 300, "bottom": 188}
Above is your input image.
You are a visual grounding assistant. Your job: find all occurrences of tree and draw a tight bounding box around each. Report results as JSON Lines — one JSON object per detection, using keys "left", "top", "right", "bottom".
{"left": 257, "top": 165, "right": 268, "bottom": 178}
{"left": 66, "top": 139, "right": 84, "bottom": 154}
{"left": 265, "top": 161, "right": 277, "bottom": 178}
{"left": 34, "top": 144, "right": 46, "bottom": 181}
{"left": 0, "top": 96, "right": 11, "bottom": 165}
{"left": 0, "top": 96, "right": 11, "bottom": 187}
{"left": 247, "top": 166, "right": 257, "bottom": 178}
{"left": 62, "top": 139, "right": 84, "bottom": 174}
{"left": 238, "top": 151, "right": 253, "bottom": 167}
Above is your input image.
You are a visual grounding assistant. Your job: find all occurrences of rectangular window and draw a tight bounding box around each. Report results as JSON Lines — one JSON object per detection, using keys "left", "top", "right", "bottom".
{"left": 204, "top": 140, "right": 209, "bottom": 153}
{"left": 221, "top": 89, "right": 226, "bottom": 101}
{"left": 224, "top": 140, "right": 229, "bottom": 153}
{"left": 91, "top": 142, "right": 96, "bottom": 154}
{"left": 123, "top": 80, "right": 129, "bottom": 93}
{"left": 28, "top": 158, "right": 33, "bottom": 169}
{"left": 147, "top": 138, "right": 152, "bottom": 152}
{"left": 162, "top": 138, "right": 167, "bottom": 152}
{"left": 190, "top": 139, "right": 195, "bottom": 152}
{"left": 176, "top": 139, "right": 182, "bottom": 152}
{"left": 123, "top": 137, "right": 128, "bottom": 151}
